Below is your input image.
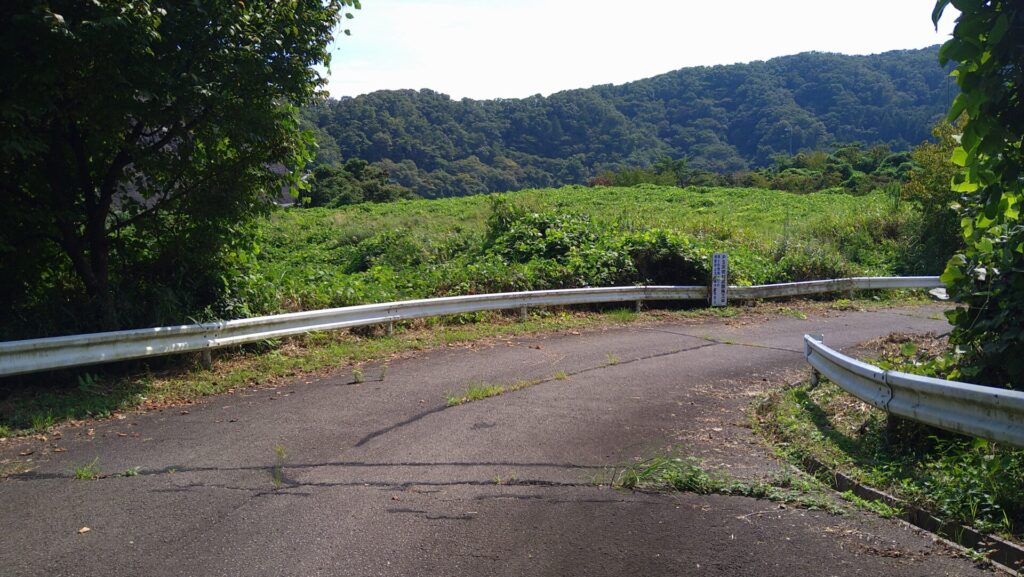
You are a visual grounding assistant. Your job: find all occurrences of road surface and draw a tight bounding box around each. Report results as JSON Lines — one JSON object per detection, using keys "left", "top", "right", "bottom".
{"left": 0, "top": 304, "right": 993, "bottom": 576}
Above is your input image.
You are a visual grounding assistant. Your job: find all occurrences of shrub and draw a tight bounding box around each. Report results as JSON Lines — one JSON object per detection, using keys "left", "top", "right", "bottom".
{"left": 619, "top": 230, "right": 709, "bottom": 285}
{"left": 349, "top": 231, "right": 427, "bottom": 272}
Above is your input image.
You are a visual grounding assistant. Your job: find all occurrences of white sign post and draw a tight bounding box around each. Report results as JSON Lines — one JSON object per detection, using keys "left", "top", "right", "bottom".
{"left": 711, "top": 253, "right": 728, "bottom": 307}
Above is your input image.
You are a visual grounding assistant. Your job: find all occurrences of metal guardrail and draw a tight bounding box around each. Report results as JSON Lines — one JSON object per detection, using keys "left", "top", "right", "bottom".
{"left": 804, "top": 335, "right": 1024, "bottom": 448}
{"left": 0, "top": 276, "right": 940, "bottom": 378}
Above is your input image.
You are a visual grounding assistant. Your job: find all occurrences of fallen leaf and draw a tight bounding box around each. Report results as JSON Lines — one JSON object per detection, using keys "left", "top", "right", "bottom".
{"left": 116, "top": 433, "right": 128, "bottom": 437}
{"left": 18, "top": 450, "right": 33, "bottom": 456}
{"left": 53, "top": 447, "right": 66, "bottom": 453}
{"left": 78, "top": 527, "right": 91, "bottom": 534}
{"left": 180, "top": 411, "right": 190, "bottom": 415}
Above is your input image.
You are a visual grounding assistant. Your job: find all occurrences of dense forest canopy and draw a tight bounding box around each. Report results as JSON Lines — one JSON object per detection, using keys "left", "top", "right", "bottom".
{"left": 304, "top": 47, "right": 953, "bottom": 198}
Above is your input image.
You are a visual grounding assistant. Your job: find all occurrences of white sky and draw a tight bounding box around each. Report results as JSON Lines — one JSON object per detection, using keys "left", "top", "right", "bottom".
{"left": 324, "top": 0, "right": 957, "bottom": 100}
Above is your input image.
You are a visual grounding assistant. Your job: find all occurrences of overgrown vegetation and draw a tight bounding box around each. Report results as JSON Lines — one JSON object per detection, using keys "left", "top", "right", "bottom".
{"left": 0, "top": 181, "right": 944, "bottom": 431}
{"left": 593, "top": 143, "right": 914, "bottom": 195}
{"left": 609, "top": 455, "right": 843, "bottom": 514}
{"left": 932, "top": 0, "right": 1024, "bottom": 389}
{"left": 757, "top": 333, "right": 1024, "bottom": 539}
{"left": 239, "top": 185, "right": 922, "bottom": 316}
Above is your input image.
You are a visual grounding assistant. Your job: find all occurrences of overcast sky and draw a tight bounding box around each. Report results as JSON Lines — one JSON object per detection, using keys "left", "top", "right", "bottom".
{"left": 323, "top": 0, "right": 957, "bottom": 101}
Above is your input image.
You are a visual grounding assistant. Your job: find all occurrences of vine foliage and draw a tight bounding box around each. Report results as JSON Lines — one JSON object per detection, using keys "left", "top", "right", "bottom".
{"left": 934, "top": 1, "right": 1024, "bottom": 387}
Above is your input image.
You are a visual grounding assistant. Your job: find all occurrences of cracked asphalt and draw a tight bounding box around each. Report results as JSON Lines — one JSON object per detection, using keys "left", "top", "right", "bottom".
{"left": 0, "top": 304, "right": 994, "bottom": 576}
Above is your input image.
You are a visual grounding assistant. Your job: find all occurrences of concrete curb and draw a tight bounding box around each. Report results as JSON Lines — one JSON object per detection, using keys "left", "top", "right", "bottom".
{"left": 800, "top": 456, "right": 1024, "bottom": 575}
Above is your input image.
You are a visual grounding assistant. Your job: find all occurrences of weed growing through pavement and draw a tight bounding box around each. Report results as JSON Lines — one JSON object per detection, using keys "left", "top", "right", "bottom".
{"left": 553, "top": 371, "right": 568, "bottom": 381}
{"left": 608, "top": 456, "right": 843, "bottom": 514}
{"left": 446, "top": 379, "right": 539, "bottom": 406}
{"left": 73, "top": 458, "right": 102, "bottom": 480}
{"left": 115, "top": 466, "right": 142, "bottom": 478}
{"left": 351, "top": 366, "right": 364, "bottom": 384}
{"left": 606, "top": 354, "right": 620, "bottom": 366}
{"left": 446, "top": 383, "right": 506, "bottom": 406}
{"left": 271, "top": 444, "right": 288, "bottom": 489}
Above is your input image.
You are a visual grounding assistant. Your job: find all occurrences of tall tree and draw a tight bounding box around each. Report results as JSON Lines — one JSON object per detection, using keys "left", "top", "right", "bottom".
{"left": 934, "top": 0, "right": 1024, "bottom": 386}
{"left": 0, "top": 1, "right": 356, "bottom": 333}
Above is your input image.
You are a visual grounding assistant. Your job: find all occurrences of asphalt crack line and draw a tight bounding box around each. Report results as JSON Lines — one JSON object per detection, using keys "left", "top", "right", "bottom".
{"left": 638, "top": 326, "right": 803, "bottom": 355}
{"left": 157, "top": 477, "right": 603, "bottom": 495}
{"left": 354, "top": 340, "right": 722, "bottom": 448}
{"left": 875, "top": 309, "right": 950, "bottom": 323}
{"left": 9, "top": 460, "right": 606, "bottom": 482}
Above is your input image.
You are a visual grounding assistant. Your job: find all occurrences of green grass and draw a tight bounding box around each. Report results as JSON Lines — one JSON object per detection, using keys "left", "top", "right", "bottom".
{"left": 115, "top": 466, "right": 142, "bottom": 478}
{"left": 841, "top": 490, "right": 902, "bottom": 519}
{"left": 757, "top": 378, "right": 1024, "bottom": 539}
{"left": 606, "top": 307, "right": 637, "bottom": 323}
{"left": 254, "top": 185, "right": 914, "bottom": 313}
{"left": 447, "top": 383, "right": 507, "bottom": 406}
{"left": 73, "top": 458, "right": 102, "bottom": 480}
{"left": 269, "top": 185, "right": 903, "bottom": 251}
{"left": 605, "top": 354, "right": 620, "bottom": 366}
{"left": 446, "top": 379, "right": 539, "bottom": 406}
{"left": 609, "top": 455, "right": 843, "bottom": 514}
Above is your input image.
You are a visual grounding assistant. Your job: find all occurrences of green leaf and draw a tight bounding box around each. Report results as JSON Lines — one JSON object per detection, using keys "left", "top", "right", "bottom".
{"left": 946, "top": 93, "right": 968, "bottom": 122}
{"left": 951, "top": 147, "right": 969, "bottom": 167}
{"left": 951, "top": 179, "right": 979, "bottom": 193}
{"left": 988, "top": 14, "right": 1010, "bottom": 45}
{"left": 932, "top": 0, "right": 953, "bottom": 28}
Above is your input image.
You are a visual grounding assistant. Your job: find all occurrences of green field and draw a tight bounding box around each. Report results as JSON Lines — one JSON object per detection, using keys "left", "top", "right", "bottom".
{"left": 250, "top": 184, "right": 916, "bottom": 314}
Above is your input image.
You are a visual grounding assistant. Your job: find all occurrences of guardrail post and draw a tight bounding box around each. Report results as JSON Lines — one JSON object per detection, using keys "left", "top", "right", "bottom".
{"left": 881, "top": 370, "right": 909, "bottom": 446}
{"left": 386, "top": 321, "right": 394, "bottom": 337}
{"left": 520, "top": 305, "right": 528, "bottom": 322}
{"left": 200, "top": 349, "right": 213, "bottom": 370}
{"left": 806, "top": 334, "right": 822, "bottom": 388}
{"left": 634, "top": 299, "right": 642, "bottom": 314}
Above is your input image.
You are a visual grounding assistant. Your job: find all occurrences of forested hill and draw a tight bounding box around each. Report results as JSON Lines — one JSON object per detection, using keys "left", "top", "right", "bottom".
{"left": 304, "top": 46, "right": 952, "bottom": 198}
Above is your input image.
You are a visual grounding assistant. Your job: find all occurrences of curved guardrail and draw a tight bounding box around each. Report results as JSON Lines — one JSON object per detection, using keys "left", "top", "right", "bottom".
{"left": 0, "top": 276, "right": 940, "bottom": 378}
{"left": 804, "top": 335, "right": 1024, "bottom": 448}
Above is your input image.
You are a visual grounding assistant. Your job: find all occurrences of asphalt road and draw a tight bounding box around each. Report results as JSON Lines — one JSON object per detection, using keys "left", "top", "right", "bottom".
{"left": 0, "top": 304, "right": 993, "bottom": 576}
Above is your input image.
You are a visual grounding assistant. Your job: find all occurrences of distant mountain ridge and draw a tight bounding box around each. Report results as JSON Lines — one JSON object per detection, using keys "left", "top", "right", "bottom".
{"left": 303, "top": 46, "right": 952, "bottom": 198}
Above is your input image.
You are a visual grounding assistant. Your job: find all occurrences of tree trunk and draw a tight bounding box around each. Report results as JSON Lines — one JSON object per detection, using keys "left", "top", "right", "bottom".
{"left": 48, "top": 123, "right": 120, "bottom": 332}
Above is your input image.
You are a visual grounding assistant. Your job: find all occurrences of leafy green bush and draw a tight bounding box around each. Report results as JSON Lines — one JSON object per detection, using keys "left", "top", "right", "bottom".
{"left": 776, "top": 242, "right": 853, "bottom": 282}
{"left": 619, "top": 230, "right": 709, "bottom": 285}
{"left": 349, "top": 230, "right": 427, "bottom": 272}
